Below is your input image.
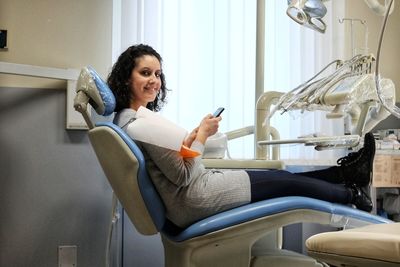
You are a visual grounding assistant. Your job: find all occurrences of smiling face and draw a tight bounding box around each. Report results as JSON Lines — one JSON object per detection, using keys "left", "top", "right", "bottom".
{"left": 129, "top": 55, "right": 162, "bottom": 110}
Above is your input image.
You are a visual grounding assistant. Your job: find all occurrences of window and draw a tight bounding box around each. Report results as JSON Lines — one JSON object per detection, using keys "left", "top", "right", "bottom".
{"left": 113, "top": 0, "right": 345, "bottom": 160}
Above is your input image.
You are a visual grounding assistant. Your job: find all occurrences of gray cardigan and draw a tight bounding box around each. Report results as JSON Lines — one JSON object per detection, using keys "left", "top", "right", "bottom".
{"left": 114, "top": 109, "right": 251, "bottom": 227}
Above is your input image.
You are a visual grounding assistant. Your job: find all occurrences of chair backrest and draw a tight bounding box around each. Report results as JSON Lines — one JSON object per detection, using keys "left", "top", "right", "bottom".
{"left": 74, "top": 66, "right": 166, "bottom": 235}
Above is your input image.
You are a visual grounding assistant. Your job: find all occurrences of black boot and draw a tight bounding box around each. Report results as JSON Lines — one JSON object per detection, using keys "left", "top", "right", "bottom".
{"left": 337, "top": 132, "right": 376, "bottom": 187}
{"left": 349, "top": 184, "right": 373, "bottom": 212}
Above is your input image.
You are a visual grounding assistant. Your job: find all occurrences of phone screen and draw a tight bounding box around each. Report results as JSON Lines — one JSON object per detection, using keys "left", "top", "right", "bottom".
{"left": 213, "top": 107, "right": 225, "bottom": 117}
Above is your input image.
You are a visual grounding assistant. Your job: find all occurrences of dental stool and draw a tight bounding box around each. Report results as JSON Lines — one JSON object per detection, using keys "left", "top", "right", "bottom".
{"left": 306, "top": 222, "right": 400, "bottom": 267}
{"left": 74, "top": 66, "right": 392, "bottom": 267}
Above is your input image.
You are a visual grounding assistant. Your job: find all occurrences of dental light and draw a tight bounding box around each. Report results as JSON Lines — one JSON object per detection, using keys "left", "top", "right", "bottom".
{"left": 286, "top": 0, "right": 395, "bottom": 34}
{"left": 286, "top": 0, "right": 328, "bottom": 33}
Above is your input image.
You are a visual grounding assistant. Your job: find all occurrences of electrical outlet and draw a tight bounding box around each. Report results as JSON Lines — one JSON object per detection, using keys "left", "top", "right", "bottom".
{"left": 0, "top": 30, "right": 7, "bottom": 49}
{"left": 58, "top": 245, "right": 77, "bottom": 267}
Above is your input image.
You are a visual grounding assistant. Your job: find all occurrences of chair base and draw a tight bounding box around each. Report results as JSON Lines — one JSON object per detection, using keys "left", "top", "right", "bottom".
{"left": 162, "top": 209, "right": 338, "bottom": 267}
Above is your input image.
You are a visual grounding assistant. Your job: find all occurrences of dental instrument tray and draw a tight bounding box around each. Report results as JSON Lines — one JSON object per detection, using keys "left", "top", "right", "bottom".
{"left": 258, "top": 134, "right": 361, "bottom": 150}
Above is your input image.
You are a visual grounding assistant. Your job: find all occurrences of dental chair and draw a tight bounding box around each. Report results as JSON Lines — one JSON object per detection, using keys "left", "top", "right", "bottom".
{"left": 74, "top": 66, "right": 392, "bottom": 267}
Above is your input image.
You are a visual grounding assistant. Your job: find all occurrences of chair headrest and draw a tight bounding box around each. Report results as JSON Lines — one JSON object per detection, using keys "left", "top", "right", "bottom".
{"left": 76, "top": 66, "right": 116, "bottom": 116}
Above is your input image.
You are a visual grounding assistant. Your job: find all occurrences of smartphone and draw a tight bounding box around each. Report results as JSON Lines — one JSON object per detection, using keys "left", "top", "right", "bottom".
{"left": 213, "top": 107, "right": 225, "bottom": 117}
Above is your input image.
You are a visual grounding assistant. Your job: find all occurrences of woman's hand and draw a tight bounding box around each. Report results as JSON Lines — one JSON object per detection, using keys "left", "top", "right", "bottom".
{"left": 195, "top": 114, "right": 222, "bottom": 144}
{"left": 183, "top": 127, "right": 199, "bottom": 148}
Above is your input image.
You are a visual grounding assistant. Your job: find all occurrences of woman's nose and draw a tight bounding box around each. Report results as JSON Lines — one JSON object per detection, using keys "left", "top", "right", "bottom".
{"left": 148, "top": 74, "right": 157, "bottom": 83}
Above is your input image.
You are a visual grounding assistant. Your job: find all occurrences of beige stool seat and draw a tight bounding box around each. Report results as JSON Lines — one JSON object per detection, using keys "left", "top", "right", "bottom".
{"left": 306, "top": 222, "right": 400, "bottom": 267}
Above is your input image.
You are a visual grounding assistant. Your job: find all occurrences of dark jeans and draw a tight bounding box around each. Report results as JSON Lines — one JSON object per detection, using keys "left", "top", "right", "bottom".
{"left": 246, "top": 169, "right": 351, "bottom": 204}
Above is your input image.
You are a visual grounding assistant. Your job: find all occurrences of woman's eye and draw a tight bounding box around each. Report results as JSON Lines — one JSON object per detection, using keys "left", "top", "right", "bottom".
{"left": 141, "top": 70, "right": 151, "bottom": 76}
{"left": 140, "top": 70, "right": 161, "bottom": 78}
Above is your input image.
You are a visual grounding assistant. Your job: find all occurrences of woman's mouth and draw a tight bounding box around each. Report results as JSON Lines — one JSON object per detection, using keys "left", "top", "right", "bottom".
{"left": 144, "top": 86, "right": 158, "bottom": 92}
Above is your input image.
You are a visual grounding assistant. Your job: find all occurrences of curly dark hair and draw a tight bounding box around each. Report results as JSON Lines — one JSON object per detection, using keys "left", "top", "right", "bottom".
{"left": 107, "top": 44, "right": 168, "bottom": 112}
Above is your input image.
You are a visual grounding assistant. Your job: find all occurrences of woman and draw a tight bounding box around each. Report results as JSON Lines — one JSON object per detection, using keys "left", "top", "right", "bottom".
{"left": 108, "top": 44, "right": 374, "bottom": 228}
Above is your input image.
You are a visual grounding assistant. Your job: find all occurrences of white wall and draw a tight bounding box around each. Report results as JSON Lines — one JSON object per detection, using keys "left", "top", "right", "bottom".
{"left": 0, "top": 1, "right": 161, "bottom": 267}
{"left": 0, "top": 0, "right": 113, "bottom": 88}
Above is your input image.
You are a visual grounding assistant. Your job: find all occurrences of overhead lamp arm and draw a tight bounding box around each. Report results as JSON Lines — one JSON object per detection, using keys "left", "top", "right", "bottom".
{"left": 286, "top": 0, "right": 395, "bottom": 33}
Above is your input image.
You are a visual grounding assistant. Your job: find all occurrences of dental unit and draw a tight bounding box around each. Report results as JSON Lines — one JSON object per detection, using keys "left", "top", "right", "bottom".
{"left": 257, "top": 54, "right": 396, "bottom": 152}
{"left": 250, "top": 0, "right": 397, "bottom": 156}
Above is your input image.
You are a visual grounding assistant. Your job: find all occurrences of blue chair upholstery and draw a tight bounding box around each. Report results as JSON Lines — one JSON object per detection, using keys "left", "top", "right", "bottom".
{"left": 75, "top": 66, "right": 115, "bottom": 119}
{"left": 96, "top": 121, "right": 166, "bottom": 232}
{"left": 74, "top": 66, "right": 392, "bottom": 267}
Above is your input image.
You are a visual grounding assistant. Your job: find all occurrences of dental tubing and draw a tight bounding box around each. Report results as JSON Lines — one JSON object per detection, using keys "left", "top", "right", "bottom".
{"left": 374, "top": 0, "right": 399, "bottom": 118}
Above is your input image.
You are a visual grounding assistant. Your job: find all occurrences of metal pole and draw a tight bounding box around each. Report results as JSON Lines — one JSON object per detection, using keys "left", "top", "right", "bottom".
{"left": 255, "top": 0, "right": 265, "bottom": 103}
